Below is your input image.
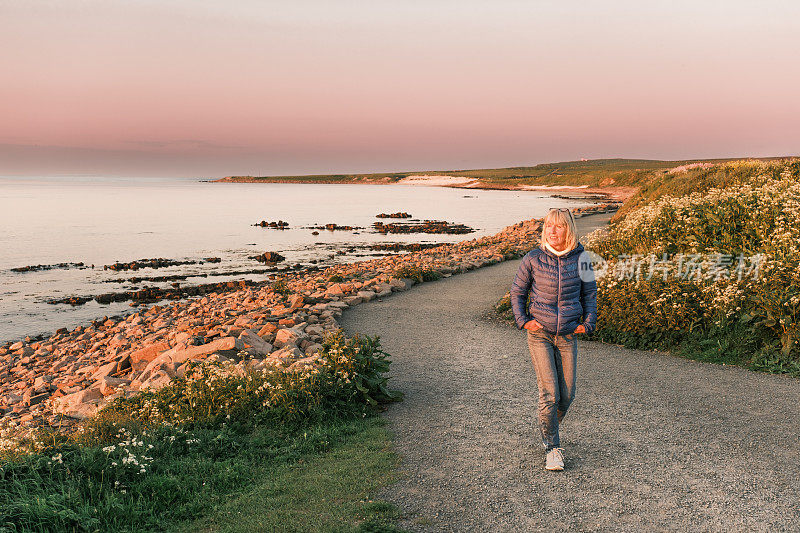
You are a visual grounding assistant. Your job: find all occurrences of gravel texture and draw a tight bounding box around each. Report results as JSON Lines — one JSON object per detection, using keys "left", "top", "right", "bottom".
{"left": 339, "top": 214, "right": 800, "bottom": 532}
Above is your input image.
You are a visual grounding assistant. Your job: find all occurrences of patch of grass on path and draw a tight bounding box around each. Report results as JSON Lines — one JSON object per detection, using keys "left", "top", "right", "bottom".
{"left": 173, "top": 415, "right": 404, "bottom": 533}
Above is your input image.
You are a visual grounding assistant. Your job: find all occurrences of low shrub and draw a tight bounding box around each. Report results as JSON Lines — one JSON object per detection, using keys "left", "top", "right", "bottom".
{"left": 497, "top": 243, "right": 524, "bottom": 259}
{"left": 494, "top": 292, "right": 514, "bottom": 323}
{"left": 393, "top": 265, "right": 441, "bottom": 283}
{"left": 271, "top": 277, "right": 290, "bottom": 296}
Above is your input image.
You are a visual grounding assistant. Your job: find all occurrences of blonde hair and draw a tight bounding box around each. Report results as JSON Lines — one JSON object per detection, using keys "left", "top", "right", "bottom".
{"left": 540, "top": 208, "right": 578, "bottom": 252}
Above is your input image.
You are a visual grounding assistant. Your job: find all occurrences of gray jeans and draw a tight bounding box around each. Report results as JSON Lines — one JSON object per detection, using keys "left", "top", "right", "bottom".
{"left": 526, "top": 329, "right": 578, "bottom": 451}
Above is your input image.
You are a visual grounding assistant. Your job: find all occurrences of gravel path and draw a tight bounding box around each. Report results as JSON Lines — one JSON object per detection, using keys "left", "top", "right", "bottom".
{"left": 339, "top": 214, "right": 800, "bottom": 532}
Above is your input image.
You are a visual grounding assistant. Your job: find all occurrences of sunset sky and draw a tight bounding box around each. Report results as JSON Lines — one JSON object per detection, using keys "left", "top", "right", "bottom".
{"left": 1, "top": 0, "right": 798, "bottom": 177}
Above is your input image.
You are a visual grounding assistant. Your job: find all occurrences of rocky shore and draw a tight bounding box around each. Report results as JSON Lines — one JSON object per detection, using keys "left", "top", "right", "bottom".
{"left": 0, "top": 204, "right": 617, "bottom": 442}
{"left": 47, "top": 279, "right": 263, "bottom": 307}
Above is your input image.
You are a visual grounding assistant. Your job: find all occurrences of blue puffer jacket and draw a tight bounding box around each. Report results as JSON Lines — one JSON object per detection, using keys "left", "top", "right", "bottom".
{"left": 510, "top": 242, "right": 597, "bottom": 335}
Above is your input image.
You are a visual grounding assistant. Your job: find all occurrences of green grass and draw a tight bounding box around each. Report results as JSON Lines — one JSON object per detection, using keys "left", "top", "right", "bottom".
{"left": 222, "top": 158, "right": 685, "bottom": 184}
{"left": 606, "top": 157, "right": 799, "bottom": 221}
{"left": 594, "top": 318, "right": 800, "bottom": 378}
{"left": 0, "top": 414, "right": 404, "bottom": 533}
{"left": 220, "top": 156, "right": 793, "bottom": 189}
{"left": 173, "top": 415, "right": 404, "bottom": 533}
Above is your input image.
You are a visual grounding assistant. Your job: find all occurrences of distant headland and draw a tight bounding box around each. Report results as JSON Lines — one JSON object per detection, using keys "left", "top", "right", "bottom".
{"left": 213, "top": 156, "right": 794, "bottom": 203}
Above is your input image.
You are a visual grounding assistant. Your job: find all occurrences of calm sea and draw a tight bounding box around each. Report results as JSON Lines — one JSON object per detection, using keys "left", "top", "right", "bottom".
{"left": 0, "top": 176, "right": 592, "bottom": 343}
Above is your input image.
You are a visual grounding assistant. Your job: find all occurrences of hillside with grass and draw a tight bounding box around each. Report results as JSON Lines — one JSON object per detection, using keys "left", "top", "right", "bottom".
{"left": 216, "top": 156, "right": 789, "bottom": 189}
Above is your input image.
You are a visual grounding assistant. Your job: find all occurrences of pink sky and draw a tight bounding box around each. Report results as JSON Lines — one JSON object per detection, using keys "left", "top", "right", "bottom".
{"left": 1, "top": 1, "right": 798, "bottom": 177}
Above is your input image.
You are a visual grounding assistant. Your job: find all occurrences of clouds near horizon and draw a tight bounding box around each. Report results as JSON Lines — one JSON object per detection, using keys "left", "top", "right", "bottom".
{"left": 1, "top": 0, "right": 798, "bottom": 176}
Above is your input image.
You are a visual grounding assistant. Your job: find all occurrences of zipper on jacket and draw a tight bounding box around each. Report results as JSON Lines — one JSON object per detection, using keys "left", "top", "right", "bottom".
{"left": 556, "top": 255, "right": 561, "bottom": 334}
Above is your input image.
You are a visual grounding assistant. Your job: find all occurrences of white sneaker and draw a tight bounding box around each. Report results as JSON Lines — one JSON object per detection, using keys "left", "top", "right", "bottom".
{"left": 545, "top": 448, "right": 565, "bottom": 471}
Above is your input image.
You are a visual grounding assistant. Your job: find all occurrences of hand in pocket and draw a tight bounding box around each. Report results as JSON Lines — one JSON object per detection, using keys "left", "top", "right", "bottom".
{"left": 524, "top": 319, "right": 543, "bottom": 331}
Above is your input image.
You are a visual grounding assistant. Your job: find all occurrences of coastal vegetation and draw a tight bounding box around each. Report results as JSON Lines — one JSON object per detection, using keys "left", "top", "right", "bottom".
{"left": 493, "top": 294, "right": 514, "bottom": 324}
{"left": 0, "top": 333, "right": 404, "bottom": 532}
{"left": 216, "top": 157, "right": 788, "bottom": 192}
{"left": 217, "top": 158, "right": 688, "bottom": 184}
{"left": 491, "top": 158, "right": 800, "bottom": 376}
{"left": 584, "top": 159, "right": 800, "bottom": 376}
{"left": 392, "top": 266, "right": 442, "bottom": 284}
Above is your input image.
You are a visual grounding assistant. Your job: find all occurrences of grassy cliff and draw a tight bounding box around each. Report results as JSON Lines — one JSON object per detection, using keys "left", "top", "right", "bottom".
{"left": 217, "top": 156, "right": 790, "bottom": 186}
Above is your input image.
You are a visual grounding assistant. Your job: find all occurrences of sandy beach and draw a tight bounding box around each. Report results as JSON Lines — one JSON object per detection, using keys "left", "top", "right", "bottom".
{"left": 396, "top": 175, "right": 481, "bottom": 187}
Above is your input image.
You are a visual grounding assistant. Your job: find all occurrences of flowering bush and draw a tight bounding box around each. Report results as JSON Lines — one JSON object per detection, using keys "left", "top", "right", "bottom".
{"left": 584, "top": 160, "right": 800, "bottom": 374}
{"left": 97, "top": 332, "right": 401, "bottom": 428}
{"left": 590, "top": 161, "right": 800, "bottom": 259}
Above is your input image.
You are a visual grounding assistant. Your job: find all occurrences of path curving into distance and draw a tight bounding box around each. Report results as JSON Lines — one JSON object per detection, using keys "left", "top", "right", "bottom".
{"left": 339, "top": 213, "right": 800, "bottom": 532}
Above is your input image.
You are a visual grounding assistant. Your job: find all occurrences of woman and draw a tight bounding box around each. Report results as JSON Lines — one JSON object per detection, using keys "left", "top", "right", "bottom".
{"left": 510, "top": 207, "right": 597, "bottom": 471}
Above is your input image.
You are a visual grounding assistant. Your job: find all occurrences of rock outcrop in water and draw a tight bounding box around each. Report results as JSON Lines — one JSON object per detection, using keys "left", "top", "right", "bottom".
{"left": 47, "top": 280, "right": 261, "bottom": 306}
{"left": 251, "top": 251, "right": 286, "bottom": 264}
{"left": 370, "top": 243, "right": 442, "bottom": 252}
{"left": 375, "top": 212, "right": 412, "bottom": 219}
{"left": 305, "top": 223, "right": 364, "bottom": 231}
{"left": 11, "top": 262, "right": 87, "bottom": 273}
{"left": 373, "top": 220, "right": 475, "bottom": 235}
{"left": 254, "top": 220, "right": 289, "bottom": 229}
{"left": 103, "top": 258, "right": 202, "bottom": 271}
